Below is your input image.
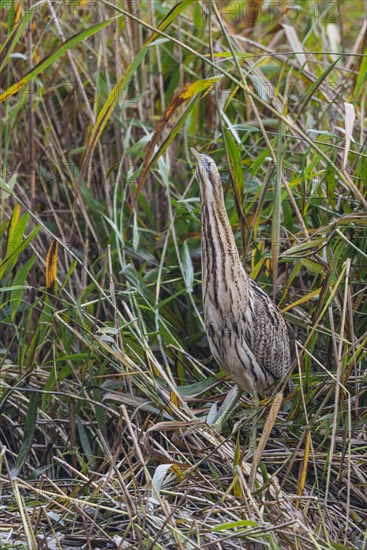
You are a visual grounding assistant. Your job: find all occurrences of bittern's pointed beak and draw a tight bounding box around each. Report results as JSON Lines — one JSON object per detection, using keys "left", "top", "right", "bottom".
{"left": 190, "top": 147, "right": 203, "bottom": 164}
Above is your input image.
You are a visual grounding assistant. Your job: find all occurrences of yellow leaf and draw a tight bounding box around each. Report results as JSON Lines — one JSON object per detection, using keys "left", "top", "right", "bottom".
{"left": 14, "top": 2, "right": 22, "bottom": 23}
{"left": 296, "top": 430, "right": 311, "bottom": 509}
{"left": 250, "top": 256, "right": 266, "bottom": 279}
{"left": 46, "top": 240, "right": 58, "bottom": 290}
{"left": 281, "top": 287, "right": 321, "bottom": 313}
{"left": 170, "top": 390, "right": 179, "bottom": 409}
{"left": 171, "top": 464, "right": 185, "bottom": 479}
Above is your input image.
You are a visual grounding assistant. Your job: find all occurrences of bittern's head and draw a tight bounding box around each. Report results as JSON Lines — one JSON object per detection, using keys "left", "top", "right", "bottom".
{"left": 191, "top": 148, "right": 222, "bottom": 200}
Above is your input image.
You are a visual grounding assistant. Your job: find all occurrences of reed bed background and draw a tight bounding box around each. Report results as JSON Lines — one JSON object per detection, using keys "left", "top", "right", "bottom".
{"left": 0, "top": 0, "right": 366, "bottom": 548}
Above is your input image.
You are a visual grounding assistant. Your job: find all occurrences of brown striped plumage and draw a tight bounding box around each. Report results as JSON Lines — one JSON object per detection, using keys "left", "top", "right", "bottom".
{"left": 191, "top": 148, "right": 291, "bottom": 398}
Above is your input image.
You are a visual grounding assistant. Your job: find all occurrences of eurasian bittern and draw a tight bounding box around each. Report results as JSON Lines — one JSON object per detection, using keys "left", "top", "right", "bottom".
{"left": 191, "top": 148, "right": 292, "bottom": 431}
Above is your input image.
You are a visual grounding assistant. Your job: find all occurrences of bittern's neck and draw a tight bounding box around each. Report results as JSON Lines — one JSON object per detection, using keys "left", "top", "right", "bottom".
{"left": 200, "top": 187, "right": 249, "bottom": 302}
{"left": 201, "top": 188, "right": 236, "bottom": 257}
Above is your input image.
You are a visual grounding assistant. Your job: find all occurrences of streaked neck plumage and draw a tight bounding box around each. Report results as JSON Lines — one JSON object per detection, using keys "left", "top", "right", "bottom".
{"left": 193, "top": 152, "right": 249, "bottom": 313}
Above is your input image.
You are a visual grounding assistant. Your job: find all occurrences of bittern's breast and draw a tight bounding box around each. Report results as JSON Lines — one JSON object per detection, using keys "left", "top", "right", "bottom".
{"left": 203, "top": 294, "right": 281, "bottom": 394}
